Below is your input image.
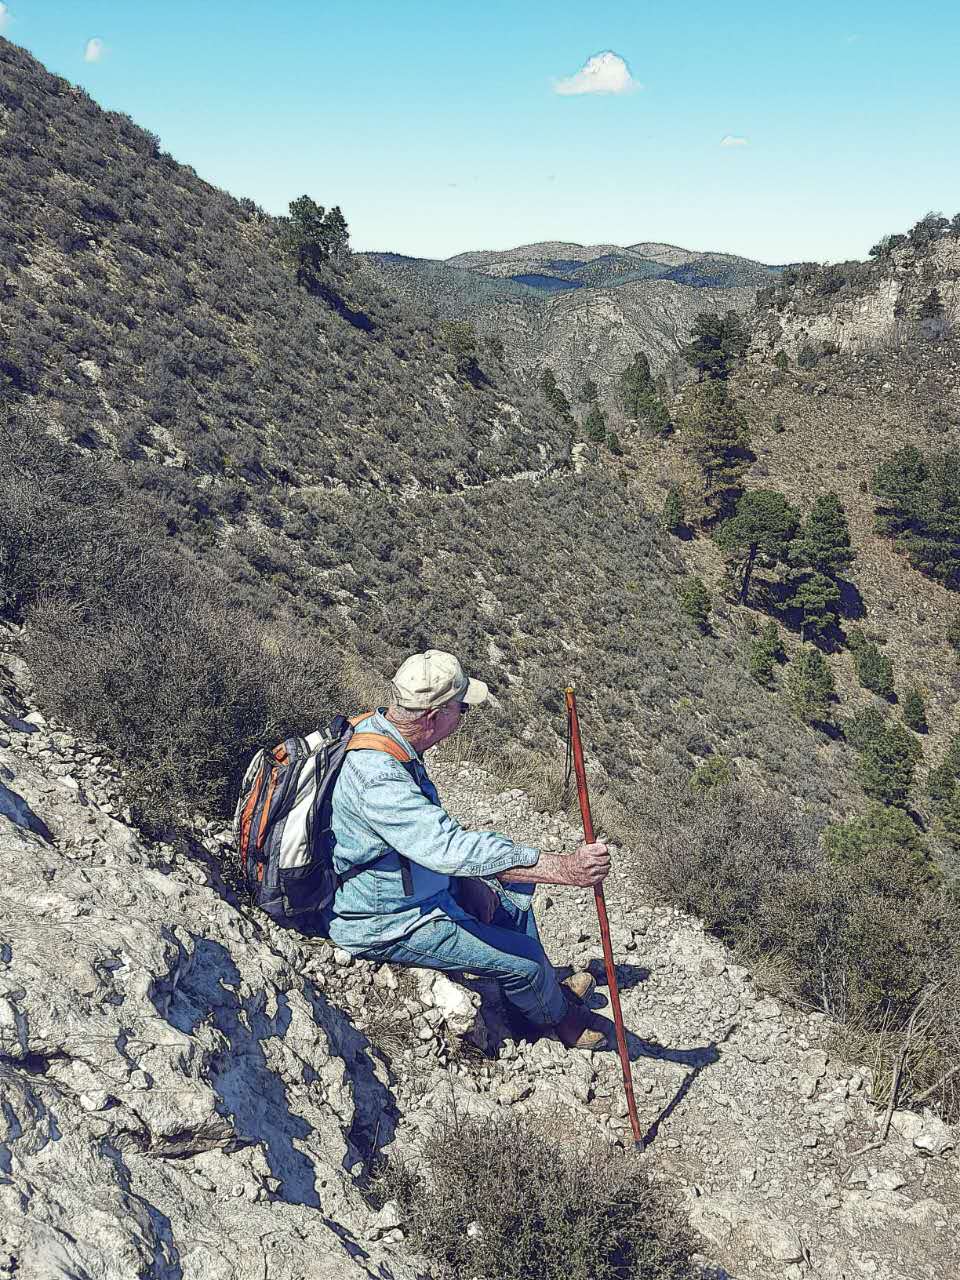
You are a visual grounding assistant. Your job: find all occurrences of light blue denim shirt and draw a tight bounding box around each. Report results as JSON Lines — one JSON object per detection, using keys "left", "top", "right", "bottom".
{"left": 328, "top": 711, "right": 540, "bottom": 951}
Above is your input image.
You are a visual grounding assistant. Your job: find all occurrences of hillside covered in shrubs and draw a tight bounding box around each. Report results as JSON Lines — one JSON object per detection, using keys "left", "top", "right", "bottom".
{"left": 3, "top": 37, "right": 959, "bottom": 1123}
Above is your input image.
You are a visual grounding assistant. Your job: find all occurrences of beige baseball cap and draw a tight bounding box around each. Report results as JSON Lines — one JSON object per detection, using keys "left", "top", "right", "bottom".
{"left": 390, "top": 649, "right": 489, "bottom": 711}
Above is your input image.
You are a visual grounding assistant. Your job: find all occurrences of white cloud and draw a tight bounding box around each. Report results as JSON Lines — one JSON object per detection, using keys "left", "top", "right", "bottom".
{"left": 553, "top": 51, "right": 640, "bottom": 97}
{"left": 720, "top": 135, "right": 749, "bottom": 147}
{"left": 84, "top": 37, "right": 106, "bottom": 63}
{"left": 0, "top": 5, "right": 11, "bottom": 34}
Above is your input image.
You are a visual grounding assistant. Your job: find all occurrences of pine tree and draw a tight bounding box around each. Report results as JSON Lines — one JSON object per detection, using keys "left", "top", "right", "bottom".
{"left": 790, "top": 494, "right": 854, "bottom": 577}
{"left": 679, "top": 577, "right": 711, "bottom": 632}
{"left": 620, "top": 352, "right": 670, "bottom": 434}
{"left": 662, "top": 487, "right": 685, "bottom": 533}
{"left": 926, "top": 732, "right": 960, "bottom": 808}
{"left": 677, "top": 381, "right": 751, "bottom": 522}
{"left": 715, "top": 490, "right": 798, "bottom": 604}
{"left": 279, "top": 196, "right": 350, "bottom": 286}
{"left": 773, "top": 350, "right": 789, "bottom": 372}
{"left": 540, "top": 368, "right": 572, "bottom": 419}
{"left": 787, "top": 646, "right": 836, "bottom": 724}
{"left": 853, "top": 641, "right": 895, "bottom": 699}
{"left": 846, "top": 704, "right": 889, "bottom": 752}
{"left": 901, "top": 687, "right": 928, "bottom": 733}
{"left": 607, "top": 431, "right": 623, "bottom": 456}
{"left": 855, "top": 721, "right": 920, "bottom": 807}
{"left": 579, "top": 377, "right": 599, "bottom": 403}
{"left": 825, "top": 803, "right": 935, "bottom": 894}
{"left": 790, "top": 571, "right": 842, "bottom": 640}
{"left": 681, "top": 311, "right": 749, "bottom": 380}
{"left": 749, "top": 621, "right": 784, "bottom": 686}
{"left": 584, "top": 403, "right": 606, "bottom": 442}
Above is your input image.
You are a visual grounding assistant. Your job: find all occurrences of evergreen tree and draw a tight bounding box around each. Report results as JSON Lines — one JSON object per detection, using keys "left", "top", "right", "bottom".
{"left": 926, "top": 732, "right": 960, "bottom": 808}
{"left": 790, "top": 571, "right": 842, "bottom": 641}
{"left": 279, "top": 196, "right": 350, "bottom": 286}
{"left": 579, "top": 377, "right": 599, "bottom": 403}
{"left": 584, "top": 403, "right": 606, "bottom": 442}
{"left": 853, "top": 641, "right": 895, "bottom": 699}
{"left": 773, "top": 350, "right": 789, "bottom": 372}
{"left": 662, "top": 486, "right": 685, "bottom": 533}
{"left": 789, "top": 493, "right": 854, "bottom": 577}
{"left": 825, "top": 804, "right": 935, "bottom": 895}
{"left": 619, "top": 351, "right": 670, "bottom": 434}
{"left": 679, "top": 577, "right": 711, "bottom": 632}
{"left": 607, "top": 431, "right": 623, "bottom": 456}
{"left": 846, "top": 704, "right": 889, "bottom": 753}
{"left": 715, "top": 489, "right": 798, "bottom": 604}
{"left": 946, "top": 611, "right": 960, "bottom": 653}
{"left": 540, "top": 367, "right": 572, "bottom": 419}
{"left": 901, "top": 687, "right": 928, "bottom": 733}
{"left": 873, "top": 446, "right": 960, "bottom": 589}
{"left": 681, "top": 311, "right": 749, "bottom": 380}
{"left": 749, "top": 621, "right": 784, "bottom": 686}
{"left": 787, "top": 645, "right": 836, "bottom": 724}
{"left": 855, "top": 721, "right": 920, "bottom": 807}
{"left": 677, "top": 381, "right": 752, "bottom": 522}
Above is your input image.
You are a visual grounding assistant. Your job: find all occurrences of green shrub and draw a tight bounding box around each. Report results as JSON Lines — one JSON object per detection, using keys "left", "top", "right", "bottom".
{"left": 855, "top": 720, "right": 921, "bottom": 808}
{"left": 901, "top": 686, "right": 928, "bottom": 733}
{"left": 774, "top": 350, "right": 789, "bottom": 372}
{"left": 853, "top": 640, "right": 895, "bottom": 699}
{"left": 26, "top": 585, "right": 345, "bottom": 826}
{"left": 661, "top": 487, "right": 685, "bottom": 533}
{"left": 749, "top": 621, "right": 784, "bottom": 686}
{"left": 845, "top": 704, "right": 889, "bottom": 752}
{"left": 632, "top": 782, "right": 957, "bottom": 1039}
{"left": 691, "top": 754, "right": 732, "bottom": 790}
{"left": 786, "top": 645, "right": 836, "bottom": 724}
{"left": 372, "top": 1112, "right": 696, "bottom": 1280}
{"left": 825, "top": 803, "right": 937, "bottom": 894}
{"left": 678, "top": 576, "right": 711, "bottom": 632}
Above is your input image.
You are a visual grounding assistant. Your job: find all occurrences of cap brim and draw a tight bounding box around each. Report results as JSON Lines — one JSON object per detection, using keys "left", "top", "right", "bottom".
{"left": 462, "top": 676, "right": 489, "bottom": 705}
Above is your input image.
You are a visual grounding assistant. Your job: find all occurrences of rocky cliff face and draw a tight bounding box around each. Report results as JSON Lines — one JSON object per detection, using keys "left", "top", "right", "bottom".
{"left": 1, "top": 628, "right": 958, "bottom": 1280}
{"left": 755, "top": 239, "right": 960, "bottom": 359}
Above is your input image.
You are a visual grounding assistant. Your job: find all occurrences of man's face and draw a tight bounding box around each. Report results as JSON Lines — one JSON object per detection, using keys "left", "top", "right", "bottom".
{"left": 421, "top": 700, "right": 468, "bottom": 751}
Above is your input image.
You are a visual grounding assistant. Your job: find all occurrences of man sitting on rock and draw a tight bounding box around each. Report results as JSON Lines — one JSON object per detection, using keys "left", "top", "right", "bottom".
{"left": 329, "top": 649, "right": 610, "bottom": 1051}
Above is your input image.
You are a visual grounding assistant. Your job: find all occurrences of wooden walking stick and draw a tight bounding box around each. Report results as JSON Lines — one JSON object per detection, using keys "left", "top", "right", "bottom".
{"left": 565, "top": 687, "right": 643, "bottom": 1147}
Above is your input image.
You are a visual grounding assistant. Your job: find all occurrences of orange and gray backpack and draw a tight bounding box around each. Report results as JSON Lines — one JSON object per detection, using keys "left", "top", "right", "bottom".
{"left": 233, "top": 713, "right": 415, "bottom": 922}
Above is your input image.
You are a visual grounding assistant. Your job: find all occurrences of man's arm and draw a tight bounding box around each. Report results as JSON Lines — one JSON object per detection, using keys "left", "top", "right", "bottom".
{"left": 499, "top": 841, "right": 610, "bottom": 888}
{"left": 360, "top": 771, "right": 540, "bottom": 879}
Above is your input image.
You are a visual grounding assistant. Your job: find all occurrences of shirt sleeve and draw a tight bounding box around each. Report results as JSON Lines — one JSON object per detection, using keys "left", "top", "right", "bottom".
{"left": 361, "top": 770, "right": 540, "bottom": 878}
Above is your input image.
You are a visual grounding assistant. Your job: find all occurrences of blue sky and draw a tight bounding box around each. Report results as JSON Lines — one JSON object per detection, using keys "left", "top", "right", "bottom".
{"left": 3, "top": 1, "right": 959, "bottom": 263}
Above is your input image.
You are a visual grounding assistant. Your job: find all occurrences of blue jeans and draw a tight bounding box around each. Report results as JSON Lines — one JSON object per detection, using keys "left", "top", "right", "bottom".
{"left": 354, "top": 891, "right": 567, "bottom": 1027}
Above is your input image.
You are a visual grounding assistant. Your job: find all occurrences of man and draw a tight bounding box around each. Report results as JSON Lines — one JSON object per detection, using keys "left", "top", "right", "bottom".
{"left": 329, "top": 649, "right": 611, "bottom": 1051}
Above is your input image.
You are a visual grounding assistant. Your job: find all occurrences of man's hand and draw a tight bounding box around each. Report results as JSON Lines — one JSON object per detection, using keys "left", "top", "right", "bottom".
{"left": 455, "top": 878, "right": 500, "bottom": 924}
{"left": 563, "top": 841, "right": 610, "bottom": 888}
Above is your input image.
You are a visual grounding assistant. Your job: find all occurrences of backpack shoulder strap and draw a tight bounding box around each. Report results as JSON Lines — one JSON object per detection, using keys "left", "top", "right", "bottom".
{"left": 343, "top": 729, "right": 417, "bottom": 896}
{"left": 345, "top": 732, "right": 414, "bottom": 765}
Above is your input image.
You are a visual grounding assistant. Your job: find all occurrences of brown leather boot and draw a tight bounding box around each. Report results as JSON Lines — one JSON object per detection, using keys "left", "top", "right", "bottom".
{"left": 553, "top": 1003, "right": 608, "bottom": 1052}
{"left": 561, "top": 971, "right": 596, "bottom": 1003}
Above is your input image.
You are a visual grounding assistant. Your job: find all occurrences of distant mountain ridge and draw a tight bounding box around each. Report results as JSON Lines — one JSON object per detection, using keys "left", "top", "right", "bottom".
{"left": 361, "top": 235, "right": 775, "bottom": 398}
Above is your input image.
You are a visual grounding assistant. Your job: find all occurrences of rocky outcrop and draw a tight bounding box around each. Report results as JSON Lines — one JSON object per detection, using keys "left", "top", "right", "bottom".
{"left": 755, "top": 238, "right": 960, "bottom": 359}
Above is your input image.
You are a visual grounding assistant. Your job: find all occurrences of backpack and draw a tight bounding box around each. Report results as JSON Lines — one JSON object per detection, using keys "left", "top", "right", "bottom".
{"left": 233, "top": 712, "right": 415, "bottom": 923}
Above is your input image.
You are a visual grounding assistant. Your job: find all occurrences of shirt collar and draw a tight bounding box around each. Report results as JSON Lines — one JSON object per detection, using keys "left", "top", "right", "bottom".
{"left": 369, "top": 708, "right": 423, "bottom": 762}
